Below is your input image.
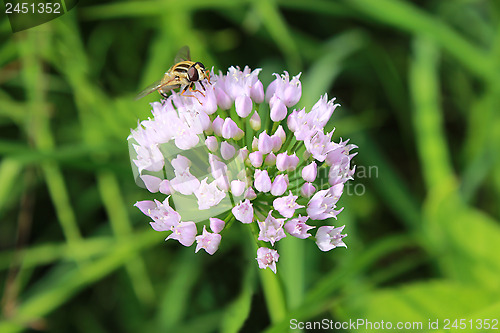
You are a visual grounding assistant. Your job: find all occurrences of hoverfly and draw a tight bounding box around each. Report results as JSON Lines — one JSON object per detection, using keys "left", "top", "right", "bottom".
{"left": 136, "top": 46, "right": 211, "bottom": 102}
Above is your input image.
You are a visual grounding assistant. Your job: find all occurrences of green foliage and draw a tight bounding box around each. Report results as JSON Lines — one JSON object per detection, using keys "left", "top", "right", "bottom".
{"left": 1, "top": 0, "right": 500, "bottom": 332}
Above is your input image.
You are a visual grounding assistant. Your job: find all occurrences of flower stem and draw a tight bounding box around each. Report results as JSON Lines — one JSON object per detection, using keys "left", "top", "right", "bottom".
{"left": 271, "top": 121, "right": 279, "bottom": 135}
{"left": 280, "top": 133, "right": 295, "bottom": 153}
{"left": 288, "top": 140, "right": 302, "bottom": 154}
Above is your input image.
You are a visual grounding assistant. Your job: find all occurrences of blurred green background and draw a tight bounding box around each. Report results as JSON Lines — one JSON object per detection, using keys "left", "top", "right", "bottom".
{"left": 1, "top": 0, "right": 500, "bottom": 332}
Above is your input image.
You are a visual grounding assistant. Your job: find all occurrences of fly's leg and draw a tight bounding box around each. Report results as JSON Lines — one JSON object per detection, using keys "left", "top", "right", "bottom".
{"left": 188, "top": 82, "right": 206, "bottom": 97}
{"left": 181, "top": 83, "right": 202, "bottom": 104}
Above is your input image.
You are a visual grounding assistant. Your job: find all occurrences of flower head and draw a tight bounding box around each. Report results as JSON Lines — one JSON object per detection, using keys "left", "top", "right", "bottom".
{"left": 130, "top": 65, "right": 356, "bottom": 274}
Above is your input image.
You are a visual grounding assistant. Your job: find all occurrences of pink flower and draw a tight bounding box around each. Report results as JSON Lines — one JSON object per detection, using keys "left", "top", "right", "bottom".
{"left": 166, "top": 221, "right": 197, "bottom": 246}
{"left": 129, "top": 125, "right": 165, "bottom": 173}
{"left": 195, "top": 226, "right": 222, "bottom": 255}
{"left": 266, "top": 71, "right": 302, "bottom": 107}
{"left": 258, "top": 211, "right": 286, "bottom": 246}
{"left": 273, "top": 191, "right": 304, "bottom": 218}
{"left": 210, "top": 217, "right": 225, "bottom": 233}
{"left": 301, "top": 161, "right": 317, "bottom": 182}
{"left": 304, "top": 130, "right": 334, "bottom": 162}
{"left": 254, "top": 169, "right": 271, "bottom": 193}
{"left": 232, "top": 199, "right": 254, "bottom": 224}
{"left": 307, "top": 184, "right": 344, "bottom": 220}
{"left": 194, "top": 177, "right": 226, "bottom": 210}
{"left": 256, "top": 247, "right": 279, "bottom": 273}
{"left": 135, "top": 197, "right": 181, "bottom": 231}
{"left": 309, "top": 94, "right": 340, "bottom": 129}
{"left": 285, "top": 215, "right": 315, "bottom": 239}
{"left": 315, "top": 225, "right": 347, "bottom": 251}
{"left": 170, "top": 155, "right": 200, "bottom": 195}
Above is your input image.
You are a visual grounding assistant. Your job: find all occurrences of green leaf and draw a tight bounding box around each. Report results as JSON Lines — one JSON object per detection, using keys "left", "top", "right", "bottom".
{"left": 220, "top": 267, "right": 255, "bottom": 333}
{"left": 339, "top": 280, "right": 499, "bottom": 332}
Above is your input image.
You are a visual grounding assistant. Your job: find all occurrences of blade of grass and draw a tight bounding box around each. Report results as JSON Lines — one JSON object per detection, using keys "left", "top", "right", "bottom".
{"left": 345, "top": 0, "right": 493, "bottom": 81}
{"left": 409, "top": 37, "right": 455, "bottom": 190}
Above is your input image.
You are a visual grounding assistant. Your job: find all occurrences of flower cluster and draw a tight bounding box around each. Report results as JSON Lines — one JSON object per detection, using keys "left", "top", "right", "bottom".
{"left": 129, "top": 66, "right": 356, "bottom": 273}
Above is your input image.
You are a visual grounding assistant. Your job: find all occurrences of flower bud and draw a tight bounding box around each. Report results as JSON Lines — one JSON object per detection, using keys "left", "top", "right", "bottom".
{"left": 287, "top": 153, "right": 300, "bottom": 171}
{"left": 235, "top": 95, "right": 253, "bottom": 118}
{"left": 270, "top": 95, "right": 287, "bottom": 122}
{"left": 287, "top": 109, "right": 299, "bottom": 132}
{"left": 276, "top": 152, "right": 290, "bottom": 172}
{"left": 254, "top": 169, "right": 271, "bottom": 193}
{"left": 274, "top": 125, "right": 286, "bottom": 143}
{"left": 271, "top": 135, "right": 282, "bottom": 152}
{"left": 230, "top": 180, "right": 246, "bottom": 197}
{"left": 140, "top": 175, "right": 162, "bottom": 193}
{"left": 234, "top": 127, "right": 245, "bottom": 141}
{"left": 205, "top": 136, "right": 218, "bottom": 153}
{"left": 265, "top": 78, "right": 278, "bottom": 103}
{"left": 249, "top": 151, "right": 263, "bottom": 167}
{"left": 222, "top": 118, "right": 239, "bottom": 139}
{"left": 264, "top": 152, "right": 276, "bottom": 166}
{"left": 213, "top": 116, "right": 224, "bottom": 136}
{"left": 215, "top": 86, "right": 232, "bottom": 110}
{"left": 258, "top": 130, "right": 273, "bottom": 154}
{"left": 301, "top": 182, "right": 316, "bottom": 197}
{"left": 301, "top": 161, "right": 317, "bottom": 182}
{"left": 210, "top": 217, "right": 225, "bottom": 233}
{"left": 236, "top": 147, "right": 249, "bottom": 163}
{"left": 244, "top": 187, "right": 257, "bottom": 200}
{"left": 159, "top": 180, "right": 175, "bottom": 195}
{"left": 252, "top": 137, "right": 259, "bottom": 151}
{"left": 283, "top": 73, "right": 302, "bottom": 107}
{"left": 250, "top": 80, "right": 264, "bottom": 103}
{"left": 249, "top": 111, "right": 261, "bottom": 131}
{"left": 271, "top": 174, "right": 288, "bottom": 196}
{"left": 221, "top": 141, "right": 236, "bottom": 160}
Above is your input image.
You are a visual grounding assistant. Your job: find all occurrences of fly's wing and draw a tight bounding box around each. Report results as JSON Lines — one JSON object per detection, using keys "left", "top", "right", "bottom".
{"left": 135, "top": 79, "right": 165, "bottom": 100}
{"left": 174, "top": 45, "right": 191, "bottom": 63}
{"left": 135, "top": 73, "right": 182, "bottom": 100}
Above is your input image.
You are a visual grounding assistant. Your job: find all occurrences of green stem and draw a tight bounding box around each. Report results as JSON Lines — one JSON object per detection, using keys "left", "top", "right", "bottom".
{"left": 280, "top": 134, "right": 295, "bottom": 154}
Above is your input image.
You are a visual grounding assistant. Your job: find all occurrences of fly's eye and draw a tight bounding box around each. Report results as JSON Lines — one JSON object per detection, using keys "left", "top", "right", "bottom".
{"left": 187, "top": 66, "right": 199, "bottom": 82}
